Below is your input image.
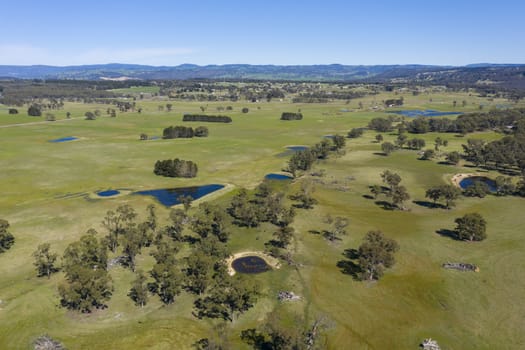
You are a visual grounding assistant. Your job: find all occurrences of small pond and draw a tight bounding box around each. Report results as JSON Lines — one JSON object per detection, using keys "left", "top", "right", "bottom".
{"left": 232, "top": 256, "right": 270, "bottom": 274}
{"left": 276, "top": 145, "right": 309, "bottom": 158}
{"left": 265, "top": 173, "right": 293, "bottom": 181}
{"left": 134, "top": 184, "right": 224, "bottom": 207}
{"left": 387, "top": 110, "right": 461, "bottom": 118}
{"left": 97, "top": 190, "right": 120, "bottom": 197}
{"left": 459, "top": 176, "right": 497, "bottom": 192}
{"left": 49, "top": 136, "right": 79, "bottom": 143}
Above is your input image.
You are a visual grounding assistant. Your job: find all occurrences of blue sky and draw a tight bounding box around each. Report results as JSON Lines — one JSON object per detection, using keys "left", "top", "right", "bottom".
{"left": 1, "top": 0, "right": 524, "bottom": 66}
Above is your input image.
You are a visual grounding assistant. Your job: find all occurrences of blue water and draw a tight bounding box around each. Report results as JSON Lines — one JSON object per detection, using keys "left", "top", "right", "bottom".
{"left": 134, "top": 184, "right": 224, "bottom": 207}
{"left": 97, "top": 190, "right": 120, "bottom": 197}
{"left": 459, "top": 176, "right": 497, "bottom": 192}
{"left": 49, "top": 136, "right": 78, "bottom": 143}
{"left": 387, "top": 110, "right": 461, "bottom": 118}
{"left": 276, "top": 146, "right": 310, "bottom": 158}
{"left": 232, "top": 256, "right": 270, "bottom": 274}
{"left": 287, "top": 146, "right": 308, "bottom": 151}
{"left": 265, "top": 173, "right": 293, "bottom": 180}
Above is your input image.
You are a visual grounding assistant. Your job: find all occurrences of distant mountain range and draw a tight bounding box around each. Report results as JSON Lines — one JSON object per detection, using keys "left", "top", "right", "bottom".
{"left": 0, "top": 63, "right": 524, "bottom": 87}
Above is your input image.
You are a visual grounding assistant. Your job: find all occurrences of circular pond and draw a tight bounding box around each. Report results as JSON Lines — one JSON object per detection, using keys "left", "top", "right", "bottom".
{"left": 97, "top": 189, "right": 121, "bottom": 197}
{"left": 231, "top": 256, "right": 270, "bottom": 274}
{"left": 459, "top": 176, "right": 496, "bottom": 192}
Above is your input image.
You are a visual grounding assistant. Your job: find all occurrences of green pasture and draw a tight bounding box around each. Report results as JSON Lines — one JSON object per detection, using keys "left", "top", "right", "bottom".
{"left": 0, "top": 94, "right": 524, "bottom": 349}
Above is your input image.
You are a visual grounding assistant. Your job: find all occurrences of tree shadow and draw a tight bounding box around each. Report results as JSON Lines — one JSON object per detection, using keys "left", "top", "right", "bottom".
{"left": 436, "top": 228, "right": 460, "bottom": 240}
{"left": 413, "top": 200, "right": 445, "bottom": 209}
{"left": 362, "top": 194, "right": 374, "bottom": 200}
{"left": 322, "top": 230, "right": 342, "bottom": 241}
{"left": 373, "top": 152, "right": 388, "bottom": 156}
{"left": 308, "top": 229, "right": 321, "bottom": 235}
{"left": 375, "top": 200, "right": 396, "bottom": 210}
{"left": 336, "top": 249, "right": 361, "bottom": 280}
{"left": 437, "top": 161, "right": 454, "bottom": 166}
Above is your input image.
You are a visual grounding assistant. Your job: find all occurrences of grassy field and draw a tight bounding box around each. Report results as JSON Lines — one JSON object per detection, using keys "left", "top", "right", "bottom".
{"left": 0, "top": 92, "right": 524, "bottom": 349}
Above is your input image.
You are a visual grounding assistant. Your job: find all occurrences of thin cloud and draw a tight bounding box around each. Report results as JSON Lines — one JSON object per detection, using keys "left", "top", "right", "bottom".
{"left": 0, "top": 45, "right": 196, "bottom": 66}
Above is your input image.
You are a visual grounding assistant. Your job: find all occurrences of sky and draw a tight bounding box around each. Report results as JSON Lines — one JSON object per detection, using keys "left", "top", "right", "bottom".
{"left": 1, "top": 0, "right": 524, "bottom": 66}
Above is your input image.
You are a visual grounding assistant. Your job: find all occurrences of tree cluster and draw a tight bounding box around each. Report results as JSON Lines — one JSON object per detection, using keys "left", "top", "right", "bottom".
{"left": 280, "top": 112, "right": 303, "bottom": 120}
{"left": 183, "top": 114, "right": 232, "bottom": 123}
{"left": 154, "top": 159, "right": 198, "bottom": 178}
{"left": 162, "top": 125, "right": 209, "bottom": 139}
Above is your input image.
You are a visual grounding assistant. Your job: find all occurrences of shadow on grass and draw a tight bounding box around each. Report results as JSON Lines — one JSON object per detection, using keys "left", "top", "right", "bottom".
{"left": 375, "top": 200, "right": 396, "bottom": 210}
{"left": 436, "top": 228, "right": 460, "bottom": 240}
{"left": 413, "top": 200, "right": 446, "bottom": 209}
{"left": 362, "top": 194, "right": 374, "bottom": 200}
{"left": 337, "top": 248, "right": 361, "bottom": 280}
{"left": 373, "top": 152, "right": 388, "bottom": 156}
{"left": 437, "top": 161, "right": 456, "bottom": 166}
{"left": 308, "top": 230, "right": 321, "bottom": 235}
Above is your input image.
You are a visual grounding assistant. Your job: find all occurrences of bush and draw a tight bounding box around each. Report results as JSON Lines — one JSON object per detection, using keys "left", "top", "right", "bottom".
{"left": 241, "top": 107, "right": 249, "bottom": 113}
{"left": 8, "top": 108, "right": 18, "bottom": 114}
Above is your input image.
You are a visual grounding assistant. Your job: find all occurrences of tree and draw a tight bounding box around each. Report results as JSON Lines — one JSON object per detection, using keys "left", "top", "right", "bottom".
{"left": 140, "top": 133, "right": 148, "bottom": 140}
{"left": 178, "top": 194, "right": 193, "bottom": 212}
{"left": 28, "top": 104, "right": 42, "bottom": 116}
{"left": 291, "top": 180, "right": 317, "bottom": 209}
{"left": 102, "top": 204, "right": 137, "bottom": 252}
{"left": 166, "top": 103, "right": 173, "bottom": 112}
{"left": 128, "top": 270, "right": 149, "bottom": 307}
{"left": 347, "top": 128, "right": 364, "bottom": 138}
{"left": 150, "top": 241, "right": 182, "bottom": 304}
{"left": 381, "top": 170, "right": 401, "bottom": 191}
{"left": 494, "top": 176, "right": 515, "bottom": 196}
{"left": 425, "top": 185, "right": 461, "bottom": 209}
{"left": 0, "top": 219, "right": 15, "bottom": 253}
{"left": 375, "top": 134, "right": 384, "bottom": 143}
{"left": 273, "top": 225, "right": 294, "bottom": 248}
{"left": 32, "top": 243, "right": 59, "bottom": 278}
{"left": 242, "top": 107, "right": 249, "bottom": 113}
{"left": 324, "top": 216, "right": 349, "bottom": 242}
{"left": 434, "top": 137, "right": 444, "bottom": 151}
{"left": 59, "top": 234, "right": 112, "bottom": 312}
{"left": 463, "top": 181, "right": 490, "bottom": 198}
{"left": 84, "top": 111, "right": 96, "bottom": 120}
{"left": 381, "top": 142, "right": 395, "bottom": 155}
{"left": 454, "top": 213, "right": 487, "bottom": 241}
{"left": 390, "top": 185, "right": 410, "bottom": 210}
{"left": 446, "top": 151, "right": 461, "bottom": 165}
{"left": 194, "top": 276, "right": 260, "bottom": 321}
{"left": 358, "top": 230, "right": 399, "bottom": 281}
{"left": 420, "top": 149, "right": 435, "bottom": 160}
{"left": 368, "top": 117, "right": 392, "bottom": 132}
{"left": 184, "top": 251, "right": 214, "bottom": 295}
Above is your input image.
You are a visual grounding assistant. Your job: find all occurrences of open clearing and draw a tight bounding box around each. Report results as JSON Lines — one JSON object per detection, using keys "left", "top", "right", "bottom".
{"left": 1, "top": 92, "right": 524, "bottom": 349}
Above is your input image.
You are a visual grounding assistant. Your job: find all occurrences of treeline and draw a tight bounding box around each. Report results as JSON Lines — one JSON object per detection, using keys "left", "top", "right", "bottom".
{"left": 183, "top": 114, "right": 232, "bottom": 123}
{"left": 462, "top": 135, "right": 525, "bottom": 173}
{"left": 162, "top": 126, "right": 209, "bottom": 139}
{"left": 280, "top": 112, "right": 303, "bottom": 120}
{"left": 366, "top": 108, "right": 525, "bottom": 136}
{"left": 404, "top": 108, "right": 525, "bottom": 134}
{"left": 154, "top": 159, "right": 198, "bottom": 178}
